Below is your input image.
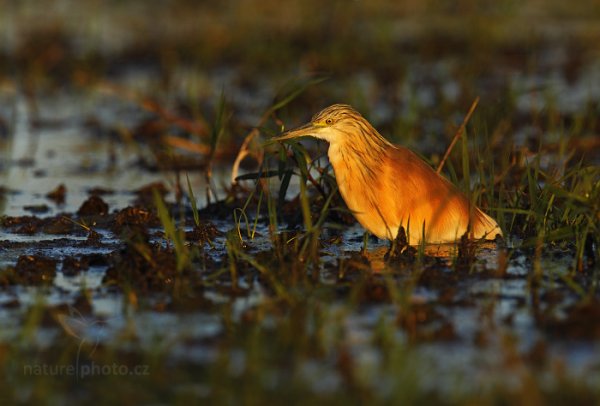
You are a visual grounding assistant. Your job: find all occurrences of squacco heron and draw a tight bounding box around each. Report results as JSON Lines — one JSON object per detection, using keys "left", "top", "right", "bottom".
{"left": 274, "top": 104, "right": 502, "bottom": 244}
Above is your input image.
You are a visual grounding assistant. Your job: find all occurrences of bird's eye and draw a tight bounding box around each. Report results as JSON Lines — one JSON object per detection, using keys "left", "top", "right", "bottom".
{"left": 325, "top": 118, "right": 333, "bottom": 125}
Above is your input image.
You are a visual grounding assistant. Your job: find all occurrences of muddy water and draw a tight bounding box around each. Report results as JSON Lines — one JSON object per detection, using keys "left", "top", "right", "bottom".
{"left": 1, "top": 93, "right": 206, "bottom": 216}
{"left": 1, "top": 63, "right": 599, "bottom": 397}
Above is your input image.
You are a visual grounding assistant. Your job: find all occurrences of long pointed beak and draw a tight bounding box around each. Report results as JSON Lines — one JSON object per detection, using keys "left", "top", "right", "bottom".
{"left": 272, "top": 122, "right": 318, "bottom": 142}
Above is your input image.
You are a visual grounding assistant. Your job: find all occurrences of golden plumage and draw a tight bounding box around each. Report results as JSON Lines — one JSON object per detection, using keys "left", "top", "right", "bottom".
{"left": 275, "top": 104, "right": 502, "bottom": 244}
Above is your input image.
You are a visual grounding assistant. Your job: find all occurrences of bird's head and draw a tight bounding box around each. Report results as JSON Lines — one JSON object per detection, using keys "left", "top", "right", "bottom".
{"left": 273, "top": 104, "right": 375, "bottom": 145}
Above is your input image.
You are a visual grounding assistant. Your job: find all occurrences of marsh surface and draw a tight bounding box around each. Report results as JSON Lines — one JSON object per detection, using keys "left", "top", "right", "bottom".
{"left": 1, "top": 1, "right": 599, "bottom": 404}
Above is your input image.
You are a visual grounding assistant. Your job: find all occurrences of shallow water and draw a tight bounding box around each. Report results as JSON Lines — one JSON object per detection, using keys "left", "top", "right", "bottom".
{"left": 1, "top": 48, "right": 599, "bottom": 400}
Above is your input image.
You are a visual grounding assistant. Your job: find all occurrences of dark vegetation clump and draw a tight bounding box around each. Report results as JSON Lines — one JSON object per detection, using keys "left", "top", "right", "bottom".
{"left": 112, "top": 206, "right": 161, "bottom": 234}
{"left": 385, "top": 226, "right": 417, "bottom": 262}
{"left": 77, "top": 195, "right": 109, "bottom": 217}
{"left": 45, "top": 184, "right": 67, "bottom": 205}
{"left": 61, "top": 256, "right": 90, "bottom": 277}
{"left": 0, "top": 255, "right": 57, "bottom": 285}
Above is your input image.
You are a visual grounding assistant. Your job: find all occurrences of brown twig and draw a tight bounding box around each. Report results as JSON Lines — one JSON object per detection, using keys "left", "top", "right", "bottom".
{"left": 230, "top": 112, "right": 271, "bottom": 184}
{"left": 437, "top": 96, "right": 480, "bottom": 174}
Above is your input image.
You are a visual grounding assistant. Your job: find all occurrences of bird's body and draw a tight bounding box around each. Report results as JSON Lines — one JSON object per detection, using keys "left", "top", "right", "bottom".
{"left": 275, "top": 104, "right": 502, "bottom": 244}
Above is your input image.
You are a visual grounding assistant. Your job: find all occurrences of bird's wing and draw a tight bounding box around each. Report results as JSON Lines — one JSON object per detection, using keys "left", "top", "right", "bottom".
{"left": 383, "top": 146, "right": 474, "bottom": 241}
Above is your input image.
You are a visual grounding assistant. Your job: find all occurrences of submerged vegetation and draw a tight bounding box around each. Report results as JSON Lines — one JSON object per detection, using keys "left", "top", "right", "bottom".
{"left": 0, "top": 0, "right": 599, "bottom": 404}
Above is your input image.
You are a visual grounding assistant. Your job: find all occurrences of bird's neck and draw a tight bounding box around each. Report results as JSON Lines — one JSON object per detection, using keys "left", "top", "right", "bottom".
{"left": 327, "top": 134, "right": 389, "bottom": 187}
{"left": 328, "top": 122, "right": 391, "bottom": 167}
